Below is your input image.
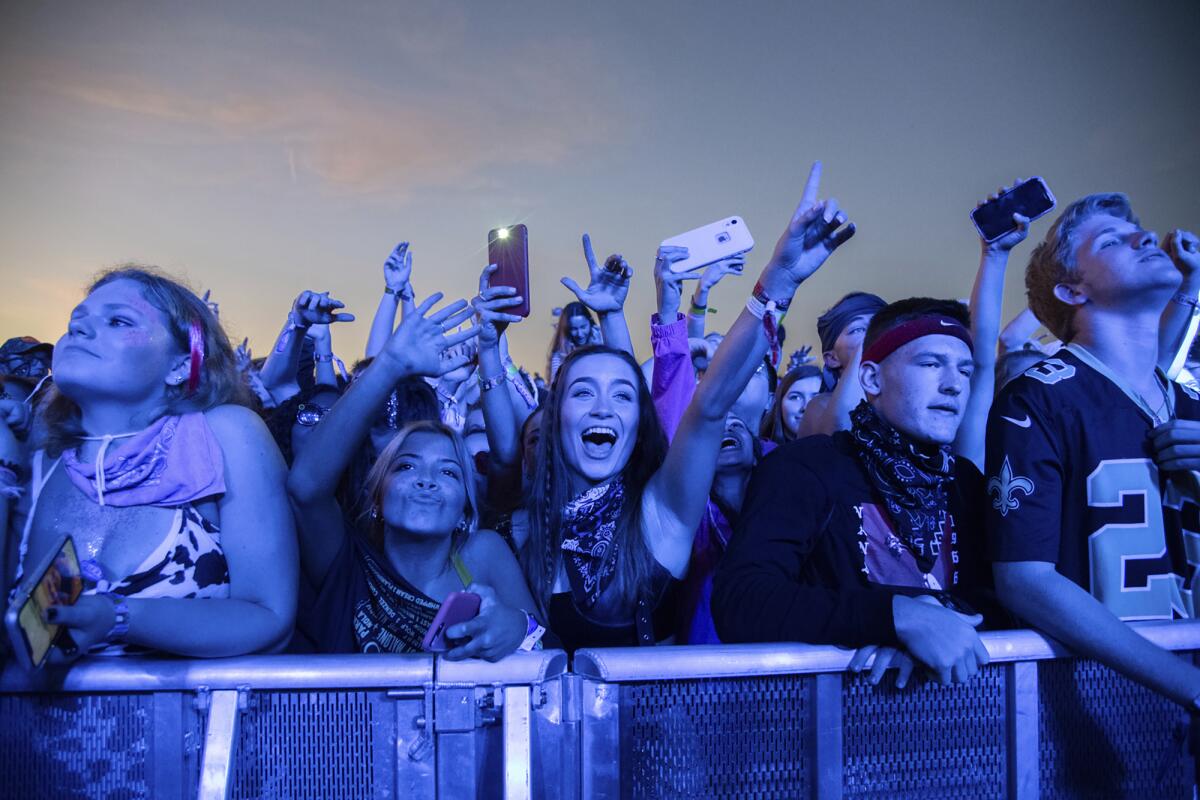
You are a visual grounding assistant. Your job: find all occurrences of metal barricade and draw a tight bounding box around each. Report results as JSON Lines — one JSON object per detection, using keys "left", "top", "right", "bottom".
{"left": 0, "top": 650, "right": 568, "bottom": 800}
{"left": 574, "top": 621, "right": 1200, "bottom": 800}
{"left": 1, "top": 623, "right": 1198, "bottom": 798}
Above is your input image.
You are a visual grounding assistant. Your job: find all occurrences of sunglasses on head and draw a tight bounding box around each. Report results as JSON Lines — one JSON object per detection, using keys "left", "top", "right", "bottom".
{"left": 295, "top": 403, "right": 331, "bottom": 427}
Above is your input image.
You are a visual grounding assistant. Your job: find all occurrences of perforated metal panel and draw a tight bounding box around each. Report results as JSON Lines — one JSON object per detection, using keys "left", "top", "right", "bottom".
{"left": 1038, "top": 658, "right": 1194, "bottom": 799}
{"left": 619, "top": 675, "right": 809, "bottom": 799}
{"left": 0, "top": 693, "right": 151, "bottom": 800}
{"left": 231, "top": 690, "right": 382, "bottom": 800}
{"left": 841, "top": 667, "right": 1006, "bottom": 799}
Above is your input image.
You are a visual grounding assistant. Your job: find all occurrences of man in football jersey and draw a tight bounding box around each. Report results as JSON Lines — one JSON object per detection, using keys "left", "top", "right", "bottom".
{"left": 715, "top": 298, "right": 995, "bottom": 687}
{"left": 987, "top": 192, "right": 1200, "bottom": 707}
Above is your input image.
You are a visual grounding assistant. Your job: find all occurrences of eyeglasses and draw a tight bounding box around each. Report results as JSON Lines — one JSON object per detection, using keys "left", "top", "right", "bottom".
{"left": 295, "top": 403, "right": 331, "bottom": 427}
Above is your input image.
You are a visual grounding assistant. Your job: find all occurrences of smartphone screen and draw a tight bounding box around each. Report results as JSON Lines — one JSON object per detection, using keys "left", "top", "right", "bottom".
{"left": 488, "top": 225, "right": 531, "bottom": 318}
{"left": 17, "top": 538, "right": 82, "bottom": 668}
{"left": 971, "top": 177, "right": 1057, "bottom": 242}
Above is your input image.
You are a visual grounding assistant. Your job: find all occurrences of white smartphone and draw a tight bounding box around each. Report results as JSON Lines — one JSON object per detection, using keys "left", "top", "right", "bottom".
{"left": 660, "top": 216, "right": 754, "bottom": 274}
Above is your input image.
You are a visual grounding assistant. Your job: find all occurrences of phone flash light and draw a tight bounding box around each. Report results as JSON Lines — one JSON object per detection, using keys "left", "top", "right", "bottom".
{"left": 497, "top": 228, "right": 509, "bottom": 239}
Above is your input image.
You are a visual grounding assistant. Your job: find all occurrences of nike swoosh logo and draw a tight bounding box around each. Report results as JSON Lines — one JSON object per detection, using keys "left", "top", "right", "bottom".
{"left": 939, "top": 320, "right": 956, "bottom": 327}
{"left": 1001, "top": 414, "right": 1032, "bottom": 428}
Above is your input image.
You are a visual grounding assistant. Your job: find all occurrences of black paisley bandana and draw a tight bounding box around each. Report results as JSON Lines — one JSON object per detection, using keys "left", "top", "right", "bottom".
{"left": 850, "top": 402, "right": 954, "bottom": 573}
{"left": 560, "top": 478, "right": 627, "bottom": 610}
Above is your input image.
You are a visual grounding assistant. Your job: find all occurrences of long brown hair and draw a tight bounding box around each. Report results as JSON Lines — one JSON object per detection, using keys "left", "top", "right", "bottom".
{"left": 42, "top": 266, "right": 252, "bottom": 456}
{"left": 762, "top": 365, "right": 822, "bottom": 444}
{"left": 523, "top": 345, "right": 668, "bottom": 618}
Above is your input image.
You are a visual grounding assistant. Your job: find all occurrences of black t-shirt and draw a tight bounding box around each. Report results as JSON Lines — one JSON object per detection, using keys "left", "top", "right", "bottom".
{"left": 985, "top": 345, "right": 1200, "bottom": 620}
{"left": 712, "top": 431, "right": 994, "bottom": 649}
{"left": 299, "top": 529, "right": 441, "bottom": 654}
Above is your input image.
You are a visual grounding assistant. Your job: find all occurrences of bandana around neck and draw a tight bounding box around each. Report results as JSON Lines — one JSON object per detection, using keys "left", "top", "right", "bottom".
{"left": 61, "top": 412, "right": 226, "bottom": 507}
{"left": 850, "top": 402, "right": 954, "bottom": 573}
{"left": 559, "top": 477, "right": 627, "bottom": 610}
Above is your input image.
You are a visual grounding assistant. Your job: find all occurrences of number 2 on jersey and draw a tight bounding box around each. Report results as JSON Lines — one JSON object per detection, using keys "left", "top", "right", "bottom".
{"left": 1087, "top": 459, "right": 1195, "bottom": 620}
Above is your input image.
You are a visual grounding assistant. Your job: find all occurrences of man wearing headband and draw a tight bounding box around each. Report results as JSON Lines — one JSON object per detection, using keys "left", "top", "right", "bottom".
{"left": 988, "top": 193, "right": 1200, "bottom": 711}
{"left": 714, "top": 298, "right": 995, "bottom": 688}
{"left": 798, "top": 292, "right": 886, "bottom": 437}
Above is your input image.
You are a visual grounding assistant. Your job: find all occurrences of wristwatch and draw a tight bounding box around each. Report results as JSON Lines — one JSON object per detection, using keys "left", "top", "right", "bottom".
{"left": 100, "top": 592, "right": 131, "bottom": 644}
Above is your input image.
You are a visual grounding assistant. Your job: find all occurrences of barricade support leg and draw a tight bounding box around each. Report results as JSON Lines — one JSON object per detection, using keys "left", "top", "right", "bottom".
{"left": 197, "top": 687, "right": 245, "bottom": 800}
{"left": 810, "top": 672, "right": 844, "bottom": 800}
{"left": 1006, "top": 660, "right": 1039, "bottom": 800}
{"left": 580, "top": 679, "right": 620, "bottom": 800}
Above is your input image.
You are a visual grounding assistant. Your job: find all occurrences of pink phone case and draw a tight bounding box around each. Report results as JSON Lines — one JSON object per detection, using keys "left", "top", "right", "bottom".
{"left": 422, "top": 591, "right": 482, "bottom": 652}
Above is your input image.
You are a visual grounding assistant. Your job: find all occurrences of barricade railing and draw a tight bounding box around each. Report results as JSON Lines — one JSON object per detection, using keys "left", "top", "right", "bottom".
{"left": 0, "top": 622, "right": 1197, "bottom": 799}
{"left": 575, "top": 620, "right": 1200, "bottom": 800}
{"left": 0, "top": 650, "right": 568, "bottom": 800}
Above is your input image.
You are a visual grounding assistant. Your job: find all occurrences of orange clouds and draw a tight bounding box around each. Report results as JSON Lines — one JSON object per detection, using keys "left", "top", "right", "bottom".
{"left": 11, "top": 30, "right": 627, "bottom": 196}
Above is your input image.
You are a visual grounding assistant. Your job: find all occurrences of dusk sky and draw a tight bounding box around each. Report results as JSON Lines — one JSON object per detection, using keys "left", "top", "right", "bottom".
{"left": 2, "top": 1, "right": 1198, "bottom": 372}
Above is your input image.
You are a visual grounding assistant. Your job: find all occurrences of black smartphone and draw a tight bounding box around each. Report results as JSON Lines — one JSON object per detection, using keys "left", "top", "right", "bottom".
{"left": 971, "top": 177, "right": 1057, "bottom": 243}
{"left": 5, "top": 535, "right": 83, "bottom": 670}
{"left": 487, "top": 225, "right": 530, "bottom": 318}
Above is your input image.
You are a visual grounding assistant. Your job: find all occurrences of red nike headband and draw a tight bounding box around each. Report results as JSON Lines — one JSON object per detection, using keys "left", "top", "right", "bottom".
{"left": 860, "top": 315, "right": 974, "bottom": 365}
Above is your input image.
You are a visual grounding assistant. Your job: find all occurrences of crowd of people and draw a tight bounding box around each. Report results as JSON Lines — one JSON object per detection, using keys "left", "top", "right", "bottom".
{"left": 3, "top": 162, "right": 1200, "bottom": 712}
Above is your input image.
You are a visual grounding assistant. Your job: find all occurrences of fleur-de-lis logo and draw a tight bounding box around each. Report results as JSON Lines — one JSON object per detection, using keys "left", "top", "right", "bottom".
{"left": 988, "top": 457, "right": 1034, "bottom": 517}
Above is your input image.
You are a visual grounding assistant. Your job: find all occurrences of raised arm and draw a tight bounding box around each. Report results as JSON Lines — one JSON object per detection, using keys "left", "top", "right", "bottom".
{"left": 647, "top": 162, "right": 857, "bottom": 574}
{"left": 306, "top": 325, "right": 338, "bottom": 387}
{"left": 651, "top": 245, "right": 703, "bottom": 439}
{"left": 956, "top": 183, "right": 1031, "bottom": 468}
{"left": 260, "top": 291, "right": 355, "bottom": 402}
{"left": 366, "top": 242, "right": 416, "bottom": 358}
{"left": 687, "top": 258, "right": 744, "bottom": 339}
{"left": 562, "top": 234, "right": 635, "bottom": 357}
{"left": 472, "top": 263, "right": 526, "bottom": 502}
{"left": 286, "top": 294, "right": 477, "bottom": 586}
{"left": 1159, "top": 229, "right": 1200, "bottom": 377}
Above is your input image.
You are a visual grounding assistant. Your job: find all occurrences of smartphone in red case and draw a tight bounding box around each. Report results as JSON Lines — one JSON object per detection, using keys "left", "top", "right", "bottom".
{"left": 488, "top": 225, "right": 530, "bottom": 318}
{"left": 422, "top": 591, "right": 482, "bottom": 652}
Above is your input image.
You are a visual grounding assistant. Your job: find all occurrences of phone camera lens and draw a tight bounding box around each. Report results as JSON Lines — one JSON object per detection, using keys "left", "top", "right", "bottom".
{"left": 731, "top": 219, "right": 738, "bottom": 224}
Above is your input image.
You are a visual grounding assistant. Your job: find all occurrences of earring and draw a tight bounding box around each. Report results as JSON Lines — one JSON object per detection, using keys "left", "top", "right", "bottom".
{"left": 454, "top": 519, "right": 468, "bottom": 535}
{"left": 370, "top": 507, "right": 380, "bottom": 521}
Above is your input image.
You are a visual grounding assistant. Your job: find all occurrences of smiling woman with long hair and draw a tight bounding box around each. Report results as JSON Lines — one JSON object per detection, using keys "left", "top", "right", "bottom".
{"left": 474, "top": 164, "right": 858, "bottom": 650}
{"left": 18, "top": 266, "right": 297, "bottom": 660}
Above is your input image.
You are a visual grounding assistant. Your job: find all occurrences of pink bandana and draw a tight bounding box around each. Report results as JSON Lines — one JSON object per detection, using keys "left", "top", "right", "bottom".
{"left": 61, "top": 412, "right": 226, "bottom": 507}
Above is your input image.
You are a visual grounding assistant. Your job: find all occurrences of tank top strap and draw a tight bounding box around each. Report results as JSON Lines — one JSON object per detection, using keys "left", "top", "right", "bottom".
{"left": 451, "top": 550, "right": 473, "bottom": 589}
{"left": 14, "top": 450, "right": 61, "bottom": 589}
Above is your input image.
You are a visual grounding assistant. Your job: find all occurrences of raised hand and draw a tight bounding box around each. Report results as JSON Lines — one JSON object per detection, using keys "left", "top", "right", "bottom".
{"left": 765, "top": 161, "right": 856, "bottom": 289}
{"left": 292, "top": 290, "right": 356, "bottom": 328}
{"left": 201, "top": 289, "right": 220, "bottom": 319}
{"left": 562, "top": 234, "right": 632, "bottom": 313}
{"left": 381, "top": 293, "right": 478, "bottom": 378}
{"left": 234, "top": 337, "right": 253, "bottom": 373}
{"left": 473, "top": 263, "right": 525, "bottom": 348}
{"left": 306, "top": 323, "right": 331, "bottom": 346}
{"left": 383, "top": 241, "right": 413, "bottom": 292}
{"left": 698, "top": 256, "right": 745, "bottom": 294}
{"left": 786, "top": 346, "right": 813, "bottom": 372}
{"left": 1166, "top": 229, "right": 1200, "bottom": 279}
{"left": 978, "top": 180, "right": 1032, "bottom": 254}
{"left": 654, "top": 245, "right": 702, "bottom": 319}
